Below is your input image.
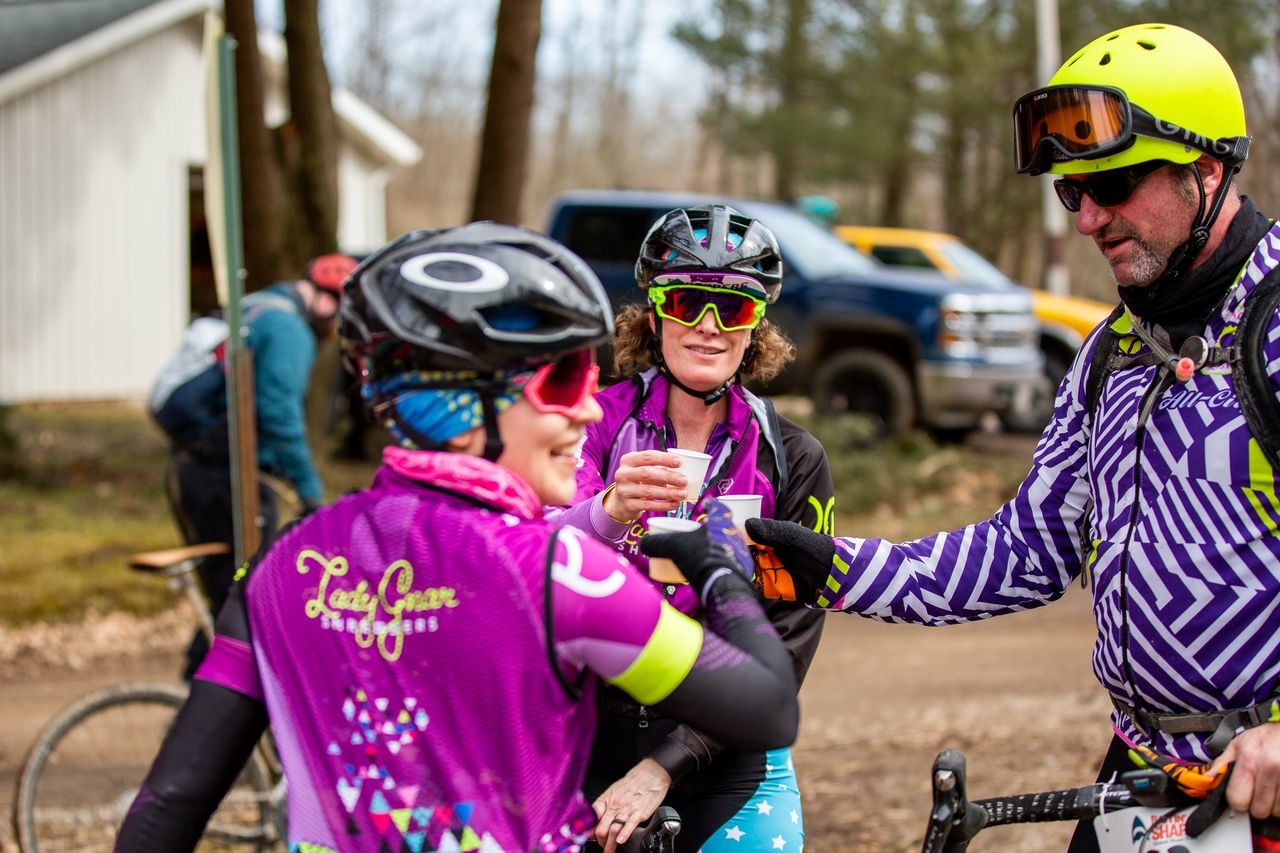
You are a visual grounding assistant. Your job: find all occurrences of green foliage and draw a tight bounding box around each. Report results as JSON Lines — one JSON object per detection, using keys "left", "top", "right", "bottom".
{"left": 671, "top": 0, "right": 1278, "bottom": 265}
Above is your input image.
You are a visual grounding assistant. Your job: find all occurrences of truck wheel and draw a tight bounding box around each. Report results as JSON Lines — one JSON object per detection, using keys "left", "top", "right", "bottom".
{"left": 813, "top": 349, "right": 915, "bottom": 442}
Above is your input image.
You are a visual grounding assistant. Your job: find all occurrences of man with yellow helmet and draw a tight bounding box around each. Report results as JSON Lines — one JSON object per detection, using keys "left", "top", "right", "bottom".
{"left": 742, "top": 23, "right": 1280, "bottom": 850}
{"left": 1013, "top": 23, "right": 1251, "bottom": 288}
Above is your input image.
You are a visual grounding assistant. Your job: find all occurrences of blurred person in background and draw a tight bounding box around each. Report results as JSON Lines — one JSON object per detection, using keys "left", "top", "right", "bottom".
{"left": 149, "top": 253, "right": 357, "bottom": 677}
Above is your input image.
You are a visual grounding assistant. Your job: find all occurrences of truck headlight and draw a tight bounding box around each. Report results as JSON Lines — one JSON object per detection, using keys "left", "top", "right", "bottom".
{"left": 938, "top": 295, "right": 1039, "bottom": 361}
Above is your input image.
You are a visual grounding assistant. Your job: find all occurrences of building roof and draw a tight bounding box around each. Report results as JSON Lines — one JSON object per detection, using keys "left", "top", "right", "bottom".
{"left": 0, "top": 0, "right": 166, "bottom": 75}
{"left": 0, "top": 0, "right": 213, "bottom": 104}
{"left": 0, "top": 0, "right": 420, "bottom": 168}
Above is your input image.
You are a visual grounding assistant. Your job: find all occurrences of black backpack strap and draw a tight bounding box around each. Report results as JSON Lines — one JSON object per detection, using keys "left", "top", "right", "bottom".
{"left": 758, "top": 396, "right": 790, "bottom": 511}
{"left": 1084, "top": 304, "right": 1128, "bottom": 422}
{"left": 1232, "top": 266, "right": 1280, "bottom": 474}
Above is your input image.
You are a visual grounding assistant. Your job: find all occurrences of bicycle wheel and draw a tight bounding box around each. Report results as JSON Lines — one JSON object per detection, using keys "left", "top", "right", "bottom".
{"left": 12, "top": 682, "right": 277, "bottom": 852}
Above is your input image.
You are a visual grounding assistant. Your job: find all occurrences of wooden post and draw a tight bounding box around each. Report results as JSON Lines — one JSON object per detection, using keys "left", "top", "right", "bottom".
{"left": 215, "top": 34, "right": 260, "bottom": 565}
{"left": 230, "top": 351, "right": 260, "bottom": 558}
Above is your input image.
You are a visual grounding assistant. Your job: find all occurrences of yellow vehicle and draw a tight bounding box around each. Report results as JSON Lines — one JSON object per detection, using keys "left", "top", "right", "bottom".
{"left": 838, "top": 225, "right": 1114, "bottom": 427}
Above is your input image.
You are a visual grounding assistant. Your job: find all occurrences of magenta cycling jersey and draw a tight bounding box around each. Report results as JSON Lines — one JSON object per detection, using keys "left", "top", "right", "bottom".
{"left": 195, "top": 447, "right": 711, "bottom": 853}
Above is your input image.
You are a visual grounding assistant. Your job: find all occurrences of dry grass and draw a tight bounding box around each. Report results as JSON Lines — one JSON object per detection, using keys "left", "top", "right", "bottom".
{"left": 0, "top": 402, "right": 375, "bottom": 626}
{"left": 0, "top": 402, "right": 1035, "bottom": 626}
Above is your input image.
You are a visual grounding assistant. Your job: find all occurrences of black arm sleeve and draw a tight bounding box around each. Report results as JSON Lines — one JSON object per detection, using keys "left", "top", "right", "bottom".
{"left": 650, "top": 724, "right": 723, "bottom": 781}
{"left": 652, "top": 570, "right": 798, "bottom": 753}
{"left": 115, "top": 587, "right": 269, "bottom": 852}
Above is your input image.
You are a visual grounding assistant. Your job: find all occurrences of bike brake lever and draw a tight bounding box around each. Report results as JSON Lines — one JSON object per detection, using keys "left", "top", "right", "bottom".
{"left": 922, "top": 749, "right": 968, "bottom": 853}
{"left": 621, "top": 805, "right": 681, "bottom": 853}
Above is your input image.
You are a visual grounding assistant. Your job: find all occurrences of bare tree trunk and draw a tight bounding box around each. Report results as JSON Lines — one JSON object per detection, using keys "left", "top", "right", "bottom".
{"left": 282, "top": 0, "right": 340, "bottom": 265}
{"left": 877, "top": 0, "right": 919, "bottom": 227}
{"left": 471, "top": 0, "right": 543, "bottom": 223}
{"left": 224, "top": 0, "right": 287, "bottom": 291}
{"left": 351, "top": 0, "right": 394, "bottom": 111}
{"left": 597, "top": 0, "right": 643, "bottom": 187}
{"left": 773, "top": 0, "right": 809, "bottom": 200}
{"left": 548, "top": 4, "right": 581, "bottom": 189}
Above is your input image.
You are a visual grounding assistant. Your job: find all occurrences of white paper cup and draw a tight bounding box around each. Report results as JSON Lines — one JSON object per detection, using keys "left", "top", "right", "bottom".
{"left": 718, "top": 495, "right": 763, "bottom": 535}
{"left": 645, "top": 516, "right": 701, "bottom": 584}
{"left": 668, "top": 448, "right": 712, "bottom": 502}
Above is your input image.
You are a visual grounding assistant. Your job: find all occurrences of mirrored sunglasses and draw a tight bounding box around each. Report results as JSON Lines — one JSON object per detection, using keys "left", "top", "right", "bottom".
{"left": 650, "top": 285, "right": 766, "bottom": 332}
{"left": 1052, "top": 160, "right": 1168, "bottom": 213}
{"left": 517, "top": 348, "right": 600, "bottom": 417}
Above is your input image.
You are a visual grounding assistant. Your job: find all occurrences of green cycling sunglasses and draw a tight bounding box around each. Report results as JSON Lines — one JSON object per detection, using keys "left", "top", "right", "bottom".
{"left": 649, "top": 284, "right": 767, "bottom": 332}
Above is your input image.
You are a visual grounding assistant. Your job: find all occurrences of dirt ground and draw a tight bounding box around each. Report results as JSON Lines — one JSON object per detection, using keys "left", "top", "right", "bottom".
{"left": 795, "top": 587, "right": 1109, "bottom": 851}
{"left": 0, "top": 585, "right": 1108, "bottom": 852}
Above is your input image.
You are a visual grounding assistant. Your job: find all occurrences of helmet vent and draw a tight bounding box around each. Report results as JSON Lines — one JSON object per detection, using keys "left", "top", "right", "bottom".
{"left": 1137, "top": 40, "right": 1156, "bottom": 50}
{"left": 1099, "top": 53, "right": 1112, "bottom": 65}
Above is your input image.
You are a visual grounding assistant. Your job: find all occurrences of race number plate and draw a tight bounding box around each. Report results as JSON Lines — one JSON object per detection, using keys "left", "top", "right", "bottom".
{"left": 1094, "top": 806, "right": 1250, "bottom": 852}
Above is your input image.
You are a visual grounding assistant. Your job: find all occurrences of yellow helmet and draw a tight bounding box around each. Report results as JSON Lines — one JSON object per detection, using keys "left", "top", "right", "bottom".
{"left": 1013, "top": 23, "right": 1249, "bottom": 176}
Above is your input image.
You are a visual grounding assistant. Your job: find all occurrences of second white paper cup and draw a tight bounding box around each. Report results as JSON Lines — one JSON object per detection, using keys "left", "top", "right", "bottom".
{"left": 646, "top": 516, "right": 701, "bottom": 584}
{"left": 718, "top": 494, "right": 763, "bottom": 533}
{"left": 668, "top": 448, "right": 712, "bottom": 502}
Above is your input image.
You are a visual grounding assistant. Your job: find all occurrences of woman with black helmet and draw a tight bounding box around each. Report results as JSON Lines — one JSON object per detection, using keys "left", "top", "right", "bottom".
{"left": 115, "top": 224, "right": 801, "bottom": 853}
{"left": 553, "top": 206, "right": 834, "bottom": 852}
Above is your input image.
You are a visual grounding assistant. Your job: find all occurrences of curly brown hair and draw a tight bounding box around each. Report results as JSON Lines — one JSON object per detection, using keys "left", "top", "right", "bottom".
{"left": 610, "top": 305, "right": 795, "bottom": 383}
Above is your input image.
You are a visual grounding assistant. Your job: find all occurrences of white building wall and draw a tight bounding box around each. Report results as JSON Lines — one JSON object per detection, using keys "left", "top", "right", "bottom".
{"left": 338, "top": 146, "right": 389, "bottom": 255}
{"left": 0, "top": 18, "right": 206, "bottom": 401}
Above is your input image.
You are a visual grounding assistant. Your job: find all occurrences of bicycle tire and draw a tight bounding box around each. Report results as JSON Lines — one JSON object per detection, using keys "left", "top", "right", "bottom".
{"left": 11, "top": 682, "right": 277, "bottom": 852}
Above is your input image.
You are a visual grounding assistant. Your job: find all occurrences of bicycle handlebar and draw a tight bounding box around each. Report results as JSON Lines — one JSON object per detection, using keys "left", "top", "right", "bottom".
{"left": 922, "top": 748, "right": 1180, "bottom": 852}
{"left": 975, "top": 785, "right": 1137, "bottom": 827}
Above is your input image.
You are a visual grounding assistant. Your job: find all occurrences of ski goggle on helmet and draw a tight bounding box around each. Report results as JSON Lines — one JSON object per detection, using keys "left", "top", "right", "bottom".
{"left": 649, "top": 275, "right": 768, "bottom": 332}
{"left": 1011, "top": 24, "right": 1249, "bottom": 177}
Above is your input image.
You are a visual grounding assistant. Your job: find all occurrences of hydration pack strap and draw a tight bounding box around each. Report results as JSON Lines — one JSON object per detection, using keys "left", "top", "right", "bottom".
{"left": 1234, "top": 266, "right": 1280, "bottom": 474}
{"left": 1112, "top": 696, "right": 1280, "bottom": 756}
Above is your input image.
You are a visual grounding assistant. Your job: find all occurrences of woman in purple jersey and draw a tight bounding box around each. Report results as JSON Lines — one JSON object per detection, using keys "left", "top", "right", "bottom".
{"left": 555, "top": 205, "right": 832, "bottom": 852}
{"left": 114, "top": 224, "right": 799, "bottom": 853}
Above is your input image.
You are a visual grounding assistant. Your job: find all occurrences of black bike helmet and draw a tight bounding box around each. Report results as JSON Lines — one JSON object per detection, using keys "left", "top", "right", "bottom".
{"left": 340, "top": 223, "right": 613, "bottom": 458}
{"left": 341, "top": 222, "right": 613, "bottom": 375}
{"left": 635, "top": 205, "right": 783, "bottom": 303}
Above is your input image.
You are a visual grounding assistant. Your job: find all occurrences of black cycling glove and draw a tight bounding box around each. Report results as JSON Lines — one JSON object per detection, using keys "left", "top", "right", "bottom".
{"left": 640, "top": 499, "right": 751, "bottom": 600}
{"left": 744, "top": 518, "right": 836, "bottom": 604}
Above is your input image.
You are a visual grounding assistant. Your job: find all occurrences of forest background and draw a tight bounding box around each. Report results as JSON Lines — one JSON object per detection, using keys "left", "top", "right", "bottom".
{"left": 308, "top": 0, "right": 1280, "bottom": 303}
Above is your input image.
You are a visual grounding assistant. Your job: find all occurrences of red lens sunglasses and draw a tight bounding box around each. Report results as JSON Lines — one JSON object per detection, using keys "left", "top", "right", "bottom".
{"left": 518, "top": 348, "right": 600, "bottom": 417}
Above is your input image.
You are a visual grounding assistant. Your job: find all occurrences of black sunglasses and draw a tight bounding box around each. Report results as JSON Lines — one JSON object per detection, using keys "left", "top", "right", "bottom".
{"left": 1052, "top": 160, "right": 1169, "bottom": 213}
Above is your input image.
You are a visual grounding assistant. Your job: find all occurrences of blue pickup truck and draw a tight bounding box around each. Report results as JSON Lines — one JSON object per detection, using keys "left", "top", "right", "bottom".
{"left": 545, "top": 189, "right": 1041, "bottom": 439}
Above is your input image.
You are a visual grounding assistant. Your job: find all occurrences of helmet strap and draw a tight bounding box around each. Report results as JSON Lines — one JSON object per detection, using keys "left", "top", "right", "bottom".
{"left": 650, "top": 315, "right": 737, "bottom": 406}
{"left": 1162, "top": 162, "right": 1236, "bottom": 283}
{"left": 479, "top": 387, "right": 505, "bottom": 462}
